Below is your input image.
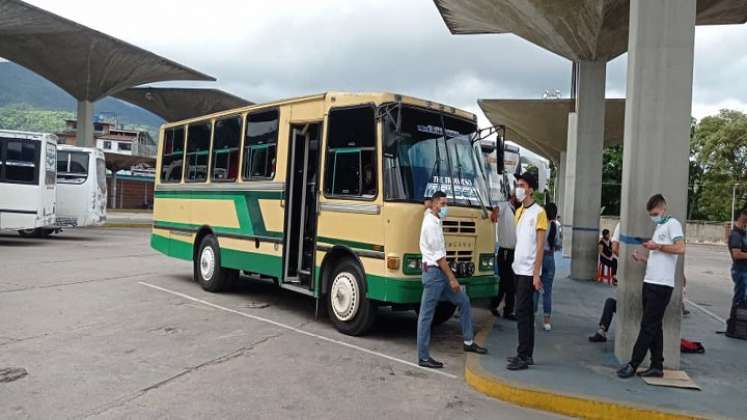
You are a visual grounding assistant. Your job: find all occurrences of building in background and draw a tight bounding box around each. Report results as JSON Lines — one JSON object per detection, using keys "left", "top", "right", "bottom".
{"left": 56, "top": 114, "right": 157, "bottom": 209}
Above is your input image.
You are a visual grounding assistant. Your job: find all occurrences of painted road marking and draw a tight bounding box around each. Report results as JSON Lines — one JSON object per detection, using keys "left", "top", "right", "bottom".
{"left": 684, "top": 298, "right": 726, "bottom": 324}
{"left": 138, "top": 281, "right": 458, "bottom": 379}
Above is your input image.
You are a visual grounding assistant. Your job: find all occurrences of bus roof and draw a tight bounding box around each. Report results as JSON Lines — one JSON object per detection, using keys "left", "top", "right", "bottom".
{"left": 160, "top": 91, "right": 477, "bottom": 129}
{"left": 57, "top": 144, "right": 105, "bottom": 158}
{"left": 0, "top": 129, "right": 58, "bottom": 142}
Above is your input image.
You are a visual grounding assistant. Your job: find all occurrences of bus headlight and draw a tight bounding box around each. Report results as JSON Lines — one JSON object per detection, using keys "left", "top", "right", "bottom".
{"left": 403, "top": 254, "right": 422, "bottom": 275}
{"left": 479, "top": 254, "right": 494, "bottom": 272}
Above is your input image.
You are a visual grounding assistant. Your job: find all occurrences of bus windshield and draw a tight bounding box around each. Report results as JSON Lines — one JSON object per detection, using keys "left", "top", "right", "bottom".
{"left": 382, "top": 105, "right": 488, "bottom": 208}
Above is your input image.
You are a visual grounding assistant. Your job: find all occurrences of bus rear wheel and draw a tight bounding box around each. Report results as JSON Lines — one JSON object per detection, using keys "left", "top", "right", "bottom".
{"left": 326, "top": 259, "right": 376, "bottom": 336}
{"left": 18, "top": 228, "right": 53, "bottom": 238}
{"left": 194, "top": 234, "right": 237, "bottom": 292}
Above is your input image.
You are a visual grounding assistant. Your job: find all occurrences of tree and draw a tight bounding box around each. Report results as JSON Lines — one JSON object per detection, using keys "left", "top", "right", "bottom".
{"left": 601, "top": 145, "right": 622, "bottom": 215}
{"left": 691, "top": 110, "right": 747, "bottom": 221}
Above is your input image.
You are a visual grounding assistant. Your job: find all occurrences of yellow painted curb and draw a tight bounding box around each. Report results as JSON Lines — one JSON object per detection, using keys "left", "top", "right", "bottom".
{"left": 100, "top": 223, "right": 152, "bottom": 229}
{"left": 464, "top": 319, "right": 704, "bottom": 420}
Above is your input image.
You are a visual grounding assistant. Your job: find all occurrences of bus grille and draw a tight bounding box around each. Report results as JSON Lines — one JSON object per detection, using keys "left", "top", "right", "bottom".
{"left": 442, "top": 220, "right": 476, "bottom": 234}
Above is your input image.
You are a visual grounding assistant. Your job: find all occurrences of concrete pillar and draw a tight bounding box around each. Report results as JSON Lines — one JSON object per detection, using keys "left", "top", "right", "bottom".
{"left": 561, "top": 117, "right": 576, "bottom": 258}
{"left": 569, "top": 61, "right": 606, "bottom": 279}
{"left": 556, "top": 151, "right": 566, "bottom": 216}
{"left": 76, "top": 100, "right": 95, "bottom": 147}
{"left": 615, "top": 0, "right": 695, "bottom": 369}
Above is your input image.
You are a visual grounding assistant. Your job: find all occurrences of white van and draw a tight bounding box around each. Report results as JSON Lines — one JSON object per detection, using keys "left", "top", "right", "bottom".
{"left": 0, "top": 130, "right": 57, "bottom": 236}
{"left": 55, "top": 144, "right": 107, "bottom": 228}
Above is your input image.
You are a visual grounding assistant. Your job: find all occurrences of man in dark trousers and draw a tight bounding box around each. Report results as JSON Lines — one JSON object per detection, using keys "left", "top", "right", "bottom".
{"left": 727, "top": 207, "right": 747, "bottom": 335}
{"left": 506, "top": 172, "right": 547, "bottom": 371}
{"left": 617, "top": 194, "right": 685, "bottom": 378}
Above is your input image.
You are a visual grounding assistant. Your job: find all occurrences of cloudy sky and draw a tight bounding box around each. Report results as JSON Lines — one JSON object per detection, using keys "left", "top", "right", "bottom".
{"left": 17, "top": 0, "right": 747, "bottom": 136}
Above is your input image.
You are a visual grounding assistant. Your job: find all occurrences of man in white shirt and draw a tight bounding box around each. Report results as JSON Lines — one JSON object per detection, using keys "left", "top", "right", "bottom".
{"left": 417, "top": 191, "right": 487, "bottom": 368}
{"left": 617, "top": 194, "right": 685, "bottom": 378}
{"left": 506, "top": 172, "right": 548, "bottom": 371}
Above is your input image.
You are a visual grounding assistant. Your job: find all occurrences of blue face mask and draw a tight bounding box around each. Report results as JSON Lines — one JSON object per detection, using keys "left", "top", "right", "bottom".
{"left": 439, "top": 206, "right": 448, "bottom": 218}
{"left": 650, "top": 215, "right": 668, "bottom": 225}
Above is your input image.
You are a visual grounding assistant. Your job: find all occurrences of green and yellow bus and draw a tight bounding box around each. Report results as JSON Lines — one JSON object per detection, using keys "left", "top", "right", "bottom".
{"left": 151, "top": 92, "right": 497, "bottom": 335}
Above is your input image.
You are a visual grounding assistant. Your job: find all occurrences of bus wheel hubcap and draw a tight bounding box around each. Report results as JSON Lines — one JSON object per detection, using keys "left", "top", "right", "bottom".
{"left": 331, "top": 272, "right": 359, "bottom": 322}
{"left": 200, "top": 247, "right": 216, "bottom": 281}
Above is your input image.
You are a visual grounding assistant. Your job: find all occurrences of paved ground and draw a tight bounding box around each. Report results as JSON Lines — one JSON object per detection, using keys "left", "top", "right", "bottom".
{"left": 480, "top": 250, "right": 744, "bottom": 419}
{"left": 0, "top": 228, "right": 561, "bottom": 420}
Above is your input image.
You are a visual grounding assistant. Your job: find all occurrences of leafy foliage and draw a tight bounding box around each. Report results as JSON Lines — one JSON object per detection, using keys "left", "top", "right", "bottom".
{"left": 0, "top": 104, "right": 74, "bottom": 133}
{"left": 600, "top": 109, "right": 747, "bottom": 221}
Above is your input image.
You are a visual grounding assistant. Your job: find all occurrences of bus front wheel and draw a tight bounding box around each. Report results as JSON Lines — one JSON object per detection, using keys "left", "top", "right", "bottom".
{"left": 326, "top": 260, "right": 376, "bottom": 336}
{"left": 194, "top": 235, "right": 238, "bottom": 292}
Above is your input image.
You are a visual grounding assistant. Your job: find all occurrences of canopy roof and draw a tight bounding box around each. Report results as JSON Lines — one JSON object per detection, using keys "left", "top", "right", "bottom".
{"left": 114, "top": 87, "right": 254, "bottom": 123}
{"left": 0, "top": 0, "right": 214, "bottom": 101}
{"left": 478, "top": 98, "right": 625, "bottom": 162}
{"left": 434, "top": 0, "right": 747, "bottom": 61}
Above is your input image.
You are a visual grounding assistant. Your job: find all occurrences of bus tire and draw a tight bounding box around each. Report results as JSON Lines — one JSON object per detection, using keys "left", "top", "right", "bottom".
{"left": 195, "top": 235, "right": 234, "bottom": 292}
{"left": 415, "top": 302, "right": 457, "bottom": 327}
{"left": 18, "top": 229, "right": 36, "bottom": 238}
{"left": 326, "top": 259, "right": 376, "bottom": 336}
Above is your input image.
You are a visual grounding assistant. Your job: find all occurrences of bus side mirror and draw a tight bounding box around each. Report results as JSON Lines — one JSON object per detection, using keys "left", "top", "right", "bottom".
{"left": 495, "top": 127, "right": 505, "bottom": 175}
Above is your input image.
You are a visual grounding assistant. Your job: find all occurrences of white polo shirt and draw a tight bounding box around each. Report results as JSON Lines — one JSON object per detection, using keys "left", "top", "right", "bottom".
{"left": 644, "top": 217, "right": 684, "bottom": 288}
{"left": 511, "top": 202, "right": 549, "bottom": 276}
{"left": 420, "top": 210, "right": 446, "bottom": 267}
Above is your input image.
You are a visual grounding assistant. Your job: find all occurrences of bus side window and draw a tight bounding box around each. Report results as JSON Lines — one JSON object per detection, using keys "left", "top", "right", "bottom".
{"left": 161, "top": 126, "right": 185, "bottom": 183}
{"left": 324, "top": 105, "right": 377, "bottom": 199}
{"left": 243, "top": 109, "right": 279, "bottom": 180}
{"left": 211, "top": 116, "right": 241, "bottom": 182}
{"left": 0, "top": 138, "right": 39, "bottom": 184}
{"left": 185, "top": 122, "right": 211, "bottom": 183}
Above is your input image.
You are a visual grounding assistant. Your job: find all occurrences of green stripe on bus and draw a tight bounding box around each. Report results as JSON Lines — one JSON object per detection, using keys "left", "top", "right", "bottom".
{"left": 154, "top": 189, "right": 283, "bottom": 238}
{"left": 316, "top": 236, "right": 381, "bottom": 251}
{"left": 365, "top": 274, "right": 496, "bottom": 303}
{"left": 150, "top": 233, "right": 193, "bottom": 261}
{"left": 221, "top": 247, "right": 282, "bottom": 278}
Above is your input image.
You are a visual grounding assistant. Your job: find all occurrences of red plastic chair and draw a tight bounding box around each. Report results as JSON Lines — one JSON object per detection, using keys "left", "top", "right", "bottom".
{"left": 595, "top": 258, "right": 614, "bottom": 285}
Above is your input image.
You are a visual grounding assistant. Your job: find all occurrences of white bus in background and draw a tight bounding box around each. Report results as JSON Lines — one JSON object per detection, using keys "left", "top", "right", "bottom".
{"left": 478, "top": 139, "right": 547, "bottom": 204}
{"left": 0, "top": 130, "right": 57, "bottom": 237}
{"left": 55, "top": 144, "right": 107, "bottom": 229}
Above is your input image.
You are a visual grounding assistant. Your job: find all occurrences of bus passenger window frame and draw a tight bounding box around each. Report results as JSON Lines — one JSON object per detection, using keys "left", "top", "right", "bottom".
{"left": 242, "top": 108, "right": 279, "bottom": 181}
{"left": 210, "top": 114, "right": 242, "bottom": 183}
{"left": 160, "top": 126, "right": 186, "bottom": 184}
{"left": 184, "top": 121, "right": 212, "bottom": 184}
{"left": 56, "top": 150, "right": 90, "bottom": 185}
{"left": 323, "top": 104, "right": 378, "bottom": 201}
{"left": 0, "top": 137, "right": 41, "bottom": 185}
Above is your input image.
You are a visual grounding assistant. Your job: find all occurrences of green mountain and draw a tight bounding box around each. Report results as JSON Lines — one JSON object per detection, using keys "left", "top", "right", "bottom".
{"left": 0, "top": 61, "right": 165, "bottom": 132}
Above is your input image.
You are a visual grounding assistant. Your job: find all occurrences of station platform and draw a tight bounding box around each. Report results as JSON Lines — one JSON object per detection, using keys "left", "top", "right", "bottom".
{"left": 104, "top": 210, "right": 152, "bottom": 227}
{"left": 468, "top": 255, "right": 745, "bottom": 419}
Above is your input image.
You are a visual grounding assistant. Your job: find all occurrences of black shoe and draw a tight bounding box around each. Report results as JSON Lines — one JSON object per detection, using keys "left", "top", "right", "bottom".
{"left": 617, "top": 363, "right": 636, "bottom": 378}
{"left": 637, "top": 367, "right": 664, "bottom": 378}
{"left": 588, "top": 333, "right": 607, "bottom": 343}
{"left": 418, "top": 358, "right": 444, "bottom": 369}
{"left": 507, "top": 355, "right": 534, "bottom": 365}
{"left": 464, "top": 343, "right": 488, "bottom": 354}
{"left": 503, "top": 313, "right": 517, "bottom": 321}
{"left": 490, "top": 307, "right": 500, "bottom": 317}
{"left": 506, "top": 358, "right": 529, "bottom": 370}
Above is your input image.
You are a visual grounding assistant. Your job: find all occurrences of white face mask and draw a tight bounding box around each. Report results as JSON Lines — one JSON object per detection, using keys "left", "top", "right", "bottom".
{"left": 515, "top": 187, "right": 527, "bottom": 202}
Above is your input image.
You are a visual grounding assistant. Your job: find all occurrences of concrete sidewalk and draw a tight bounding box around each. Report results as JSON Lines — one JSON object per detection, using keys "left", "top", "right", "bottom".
{"left": 467, "top": 256, "right": 745, "bottom": 419}
{"left": 104, "top": 210, "right": 152, "bottom": 227}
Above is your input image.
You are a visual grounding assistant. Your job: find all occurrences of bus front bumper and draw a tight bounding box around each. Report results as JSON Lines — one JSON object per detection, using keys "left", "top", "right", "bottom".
{"left": 366, "top": 274, "right": 497, "bottom": 304}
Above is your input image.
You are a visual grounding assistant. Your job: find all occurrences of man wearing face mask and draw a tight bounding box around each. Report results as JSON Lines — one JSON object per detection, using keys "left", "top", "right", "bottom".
{"left": 417, "top": 190, "right": 487, "bottom": 368}
{"left": 617, "top": 194, "right": 685, "bottom": 378}
{"left": 506, "top": 172, "right": 547, "bottom": 371}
